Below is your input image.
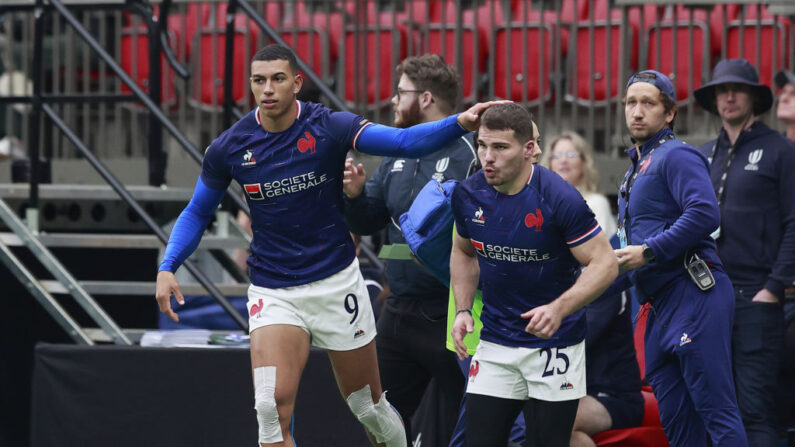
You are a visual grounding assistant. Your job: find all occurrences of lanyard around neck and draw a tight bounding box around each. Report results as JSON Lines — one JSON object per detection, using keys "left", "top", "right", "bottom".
{"left": 708, "top": 141, "right": 735, "bottom": 208}
{"left": 619, "top": 133, "right": 675, "bottom": 231}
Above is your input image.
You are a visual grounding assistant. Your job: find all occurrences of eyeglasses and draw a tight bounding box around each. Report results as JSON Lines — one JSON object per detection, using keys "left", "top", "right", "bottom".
{"left": 550, "top": 151, "right": 581, "bottom": 160}
{"left": 396, "top": 88, "right": 425, "bottom": 100}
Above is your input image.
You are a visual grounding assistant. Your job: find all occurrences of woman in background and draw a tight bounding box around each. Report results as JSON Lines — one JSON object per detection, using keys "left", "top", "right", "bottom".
{"left": 545, "top": 132, "right": 616, "bottom": 237}
{"left": 546, "top": 131, "right": 643, "bottom": 447}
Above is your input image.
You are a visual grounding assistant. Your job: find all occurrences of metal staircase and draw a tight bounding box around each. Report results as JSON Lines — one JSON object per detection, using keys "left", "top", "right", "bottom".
{"left": 0, "top": 183, "right": 251, "bottom": 345}
{"left": 0, "top": 0, "right": 356, "bottom": 344}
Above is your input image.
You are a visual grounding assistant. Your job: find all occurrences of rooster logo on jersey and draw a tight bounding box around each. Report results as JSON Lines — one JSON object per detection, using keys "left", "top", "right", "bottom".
{"left": 524, "top": 209, "right": 544, "bottom": 231}
{"left": 297, "top": 132, "right": 316, "bottom": 154}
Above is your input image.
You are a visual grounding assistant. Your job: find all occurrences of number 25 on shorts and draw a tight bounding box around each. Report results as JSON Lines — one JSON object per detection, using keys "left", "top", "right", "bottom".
{"left": 539, "top": 347, "right": 569, "bottom": 377}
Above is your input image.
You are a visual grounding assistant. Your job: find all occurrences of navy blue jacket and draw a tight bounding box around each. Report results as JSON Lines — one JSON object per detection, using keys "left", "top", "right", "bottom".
{"left": 585, "top": 290, "right": 642, "bottom": 396}
{"left": 616, "top": 128, "right": 724, "bottom": 303}
{"left": 699, "top": 122, "right": 795, "bottom": 299}
{"left": 344, "top": 134, "right": 477, "bottom": 304}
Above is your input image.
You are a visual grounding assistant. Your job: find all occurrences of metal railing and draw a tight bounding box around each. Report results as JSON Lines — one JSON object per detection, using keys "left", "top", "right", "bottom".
{"left": 2, "top": 1, "right": 792, "bottom": 167}
{"left": 0, "top": 0, "right": 262, "bottom": 335}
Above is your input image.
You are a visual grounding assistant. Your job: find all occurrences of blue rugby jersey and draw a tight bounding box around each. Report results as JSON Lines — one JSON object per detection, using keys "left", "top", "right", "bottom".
{"left": 451, "top": 165, "right": 601, "bottom": 348}
{"left": 201, "top": 101, "right": 370, "bottom": 288}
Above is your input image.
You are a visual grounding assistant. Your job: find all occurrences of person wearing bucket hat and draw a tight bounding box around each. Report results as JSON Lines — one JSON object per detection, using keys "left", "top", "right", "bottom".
{"left": 611, "top": 69, "right": 748, "bottom": 446}
{"left": 774, "top": 68, "right": 795, "bottom": 446}
{"left": 696, "top": 59, "right": 795, "bottom": 447}
{"left": 775, "top": 69, "right": 795, "bottom": 141}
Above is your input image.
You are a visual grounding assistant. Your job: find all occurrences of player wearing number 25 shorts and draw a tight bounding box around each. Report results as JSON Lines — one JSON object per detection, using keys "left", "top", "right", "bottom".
{"left": 449, "top": 103, "right": 618, "bottom": 447}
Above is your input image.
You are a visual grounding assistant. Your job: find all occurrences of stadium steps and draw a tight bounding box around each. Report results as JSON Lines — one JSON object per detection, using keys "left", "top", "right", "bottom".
{"left": 0, "top": 183, "right": 194, "bottom": 201}
{"left": 0, "top": 184, "right": 251, "bottom": 345}
{"left": 39, "top": 279, "right": 249, "bottom": 296}
{"left": 80, "top": 327, "right": 245, "bottom": 344}
{"left": 0, "top": 232, "right": 248, "bottom": 249}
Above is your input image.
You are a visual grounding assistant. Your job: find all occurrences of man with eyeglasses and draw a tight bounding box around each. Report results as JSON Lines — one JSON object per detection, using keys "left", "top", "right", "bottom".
{"left": 695, "top": 59, "right": 795, "bottom": 447}
{"left": 342, "top": 54, "right": 476, "bottom": 446}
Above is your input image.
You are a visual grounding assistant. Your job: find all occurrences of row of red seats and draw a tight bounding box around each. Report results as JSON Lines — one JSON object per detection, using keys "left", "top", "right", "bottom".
{"left": 120, "top": 1, "right": 792, "bottom": 108}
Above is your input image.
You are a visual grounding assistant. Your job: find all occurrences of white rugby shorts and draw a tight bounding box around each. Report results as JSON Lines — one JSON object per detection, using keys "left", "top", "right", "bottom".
{"left": 466, "top": 339, "right": 586, "bottom": 402}
{"left": 246, "top": 258, "right": 377, "bottom": 351}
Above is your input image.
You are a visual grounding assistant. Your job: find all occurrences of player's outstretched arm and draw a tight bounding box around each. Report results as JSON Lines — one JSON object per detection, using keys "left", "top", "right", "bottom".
{"left": 522, "top": 231, "right": 618, "bottom": 339}
{"left": 355, "top": 100, "right": 509, "bottom": 159}
{"left": 155, "top": 177, "right": 226, "bottom": 321}
{"left": 450, "top": 232, "right": 479, "bottom": 360}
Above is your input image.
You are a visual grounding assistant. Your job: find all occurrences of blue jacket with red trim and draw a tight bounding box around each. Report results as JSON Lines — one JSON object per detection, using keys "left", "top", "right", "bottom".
{"left": 617, "top": 128, "right": 724, "bottom": 303}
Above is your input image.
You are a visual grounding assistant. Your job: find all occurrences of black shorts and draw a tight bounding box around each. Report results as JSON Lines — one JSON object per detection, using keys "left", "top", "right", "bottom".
{"left": 591, "top": 390, "right": 644, "bottom": 429}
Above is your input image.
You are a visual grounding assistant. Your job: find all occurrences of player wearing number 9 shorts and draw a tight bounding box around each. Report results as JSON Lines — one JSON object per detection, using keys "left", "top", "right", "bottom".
{"left": 449, "top": 103, "right": 618, "bottom": 446}
{"left": 155, "top": 44, "right": 506, "bottom": 447}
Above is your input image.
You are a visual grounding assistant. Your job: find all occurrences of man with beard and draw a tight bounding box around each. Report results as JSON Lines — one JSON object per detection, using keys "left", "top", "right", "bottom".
{"left": 342, "top": 54, "right": 475, "bottom": 445}
{"left": 695, "top": 59, "right": 795, "bottom": 447}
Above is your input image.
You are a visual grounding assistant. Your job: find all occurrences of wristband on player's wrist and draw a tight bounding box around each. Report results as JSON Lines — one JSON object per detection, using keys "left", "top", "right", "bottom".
{"left": 455, "top": 308, "right": 472, "bottom": 316}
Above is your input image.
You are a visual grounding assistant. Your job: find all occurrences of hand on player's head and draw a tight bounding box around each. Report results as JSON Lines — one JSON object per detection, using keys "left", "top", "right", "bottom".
{"left": 457, "top": 100, "right": 513, "bottom": 131}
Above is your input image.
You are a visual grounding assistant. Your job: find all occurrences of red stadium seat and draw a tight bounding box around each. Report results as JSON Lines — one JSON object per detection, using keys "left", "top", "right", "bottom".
{"left": 645, "top": 6, "right": 711, "bottom": 101}
{"left": 405, "top": 0, "right": 444, "bottom": 23}
{"left": 283, "top": 1, "right": 341, "bottom": 80}
{"left": 120, "top": 8, "right": 183, "bottom": 105}
{"left": 489, "top": 0, "right": 561, "bottom": 104}
{"left": 341, "top": 5, "right": 409, "bottom": 106}
{"left": 493, "top": 23, "right": 554, "bottom": 103}
{"left": 726, "top": 4, "right": 790, "bottom": 87}
{"left": 708, "top": 4, "right": 734, "bottom": 56}
{"left": 407, "top": 1, "right": 487, "bottom": 102}
{"left": 194, "top": 3, "right": 259, "bottom": 107}
{"left": 566, "top": 1, "right": 640, "bottom": 104}
{"left": 493, "top": 0, "right": 588, "bottom": 23}
{"left": 590, "top": 305, "right": 670, "bottom": 447}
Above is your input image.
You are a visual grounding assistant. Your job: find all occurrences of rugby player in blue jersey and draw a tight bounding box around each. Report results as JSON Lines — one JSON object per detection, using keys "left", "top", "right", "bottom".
{"left": 154, "top": 44, "right": 503, "bottom": 447}
{"left": 449, "top": 103, "right": 618, "bottom": 446}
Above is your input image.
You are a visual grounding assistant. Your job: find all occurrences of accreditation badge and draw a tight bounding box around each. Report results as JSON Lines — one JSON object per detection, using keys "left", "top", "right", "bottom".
{"left": 618, "top": 227, "right": 627, "bottom": 248}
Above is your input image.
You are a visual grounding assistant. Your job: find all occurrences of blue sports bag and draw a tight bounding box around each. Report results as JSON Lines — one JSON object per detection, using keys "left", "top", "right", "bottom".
{"left": 399, "top": 179, "right": 458, "bottom": 287}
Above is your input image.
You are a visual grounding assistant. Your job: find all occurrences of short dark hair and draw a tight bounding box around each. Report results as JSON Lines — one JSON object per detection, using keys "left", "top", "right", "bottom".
{"left": 396, "top": 54, "right": 460, "bottom": 114}
{"left": 252, "top": 44, "right": 298, "bottom": 74}
{"left": 479, "top": 103, "right": 535, "bottom": 144}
